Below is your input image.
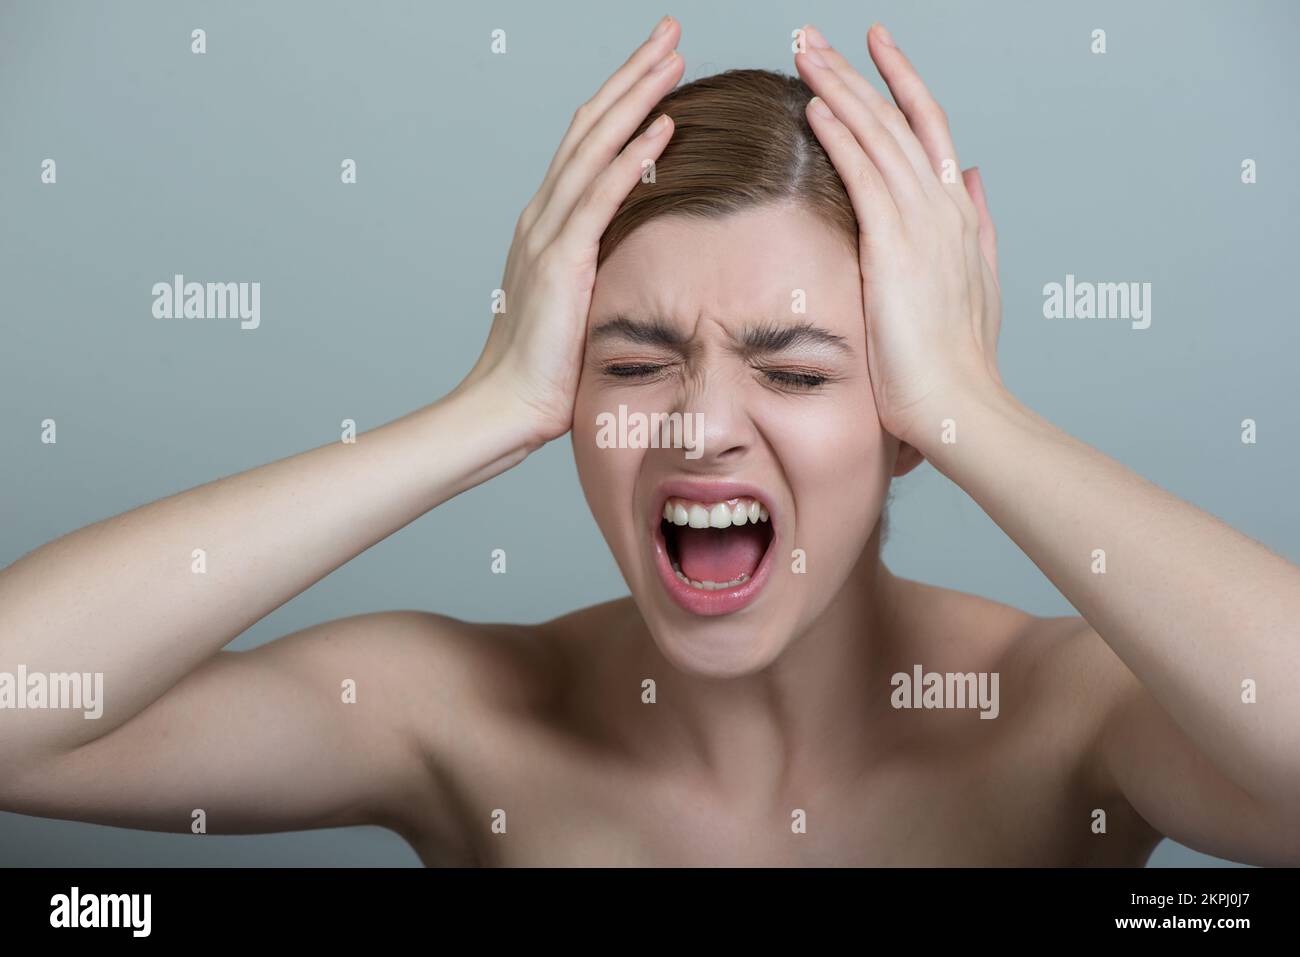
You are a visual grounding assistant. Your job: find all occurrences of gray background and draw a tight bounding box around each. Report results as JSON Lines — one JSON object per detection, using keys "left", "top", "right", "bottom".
{"left": 1, "top": 0, "right": 1295, "bottom": 866}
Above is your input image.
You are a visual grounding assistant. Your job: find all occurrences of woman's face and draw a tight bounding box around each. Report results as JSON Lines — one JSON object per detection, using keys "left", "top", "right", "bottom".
{"left": 573, "top": 203, "right": 901, "bottom": 677}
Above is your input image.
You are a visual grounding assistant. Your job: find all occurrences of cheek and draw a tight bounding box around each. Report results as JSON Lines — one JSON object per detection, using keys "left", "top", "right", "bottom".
{"left": 766, "top": 383, "right": 889, "bottom": 478}
{"left": 764, "top": 390, "right": 892, "bottom": 554}
{"left": 573, "top": 365, "right": 676, "bottom": 504}
{"left": 571, "top": 370, "right": 609, "bottom": 482}
{"left": 572, "top": 381, "right": 645, "bottom": 551}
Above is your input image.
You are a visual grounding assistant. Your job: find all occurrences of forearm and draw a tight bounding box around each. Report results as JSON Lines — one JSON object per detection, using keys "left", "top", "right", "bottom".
{"left": 0, "top": 378, "right": 538, "bottom": 761}
{"left": 914, "top": 381, "right": 1300, "bottom": 805}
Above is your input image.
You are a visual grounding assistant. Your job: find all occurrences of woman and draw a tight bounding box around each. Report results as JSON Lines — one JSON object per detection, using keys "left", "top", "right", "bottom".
{"left": 1, "top": 16, "right": 1297, "bottom": 866}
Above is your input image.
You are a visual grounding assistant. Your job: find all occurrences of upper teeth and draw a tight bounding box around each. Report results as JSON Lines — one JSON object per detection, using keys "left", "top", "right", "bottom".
{"left": 662, "top": 496, "right": 769, "bottom": 528}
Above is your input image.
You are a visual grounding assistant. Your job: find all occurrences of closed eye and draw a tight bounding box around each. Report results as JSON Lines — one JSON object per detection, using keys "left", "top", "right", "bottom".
{"left": 758, "top": 368, "right": 831, "bottom": 390}
{"left": 602, "top": 362, "right": 671, "bottom": 379}
{"left": 601, "top": 362, "right": 834, "bottom": 391}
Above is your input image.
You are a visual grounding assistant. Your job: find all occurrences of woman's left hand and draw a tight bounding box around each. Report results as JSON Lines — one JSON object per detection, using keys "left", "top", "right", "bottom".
{"left": 796, "top": 23, "right": 1003, "bottom": 449}
{"left": 799, "top": 25, "right": 1300, "bottom": 867}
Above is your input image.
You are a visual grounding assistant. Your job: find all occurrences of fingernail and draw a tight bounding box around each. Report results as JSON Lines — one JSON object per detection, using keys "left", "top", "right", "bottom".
{"left": 645, "top": 113, "right": 671, "bottom": 136}
{"left": 802, "top": 47, "right": 828, "bottom": 68}
{"left": 874, "top": 23, "right": 896, "bottom": 47}
{"left": 652, "top": 50, "right": 678, "bottom": 72}
{"left": 651, "top": 15, "right": 672, "bottom": 39}
{"left": 804, "top": 24, "right": 830, "bottom": 49}
{"left": 808, "top": 96, "right": 832, "bottom": 119}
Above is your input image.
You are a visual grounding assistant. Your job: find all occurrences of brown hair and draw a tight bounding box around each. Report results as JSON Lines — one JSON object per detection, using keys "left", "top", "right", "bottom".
{"left": 598, "top": 69, "right": 858, "bottom": 266}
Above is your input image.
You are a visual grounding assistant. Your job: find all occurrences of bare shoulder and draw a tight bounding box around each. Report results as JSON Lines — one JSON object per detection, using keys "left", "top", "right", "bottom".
{"left": 921, "top": 583, "right": 1160, "bottom": 826}
{"left": 346, "top": 599, "right": 639, "bottom": 747}
{"left": 322, "top": 608, "right": 563, "bottom": 716}
{"left": 999, "top": 609, "right": 1139, "bottom": 767}
{"left": 886, "top": 576, "right": 1162, "bottom": 861}
{"left": 359, "top": 601, "right": 630, "bottom": 859}
{"left": 888, "top": 574, "right": 1127, "bottom": 702}
{"left": 530, "top": 595, "right": 641, "bottom": 657}
{"left": 258, "top": 609, "right": 562, "bottom": 795}
{"left": 885, "top": 574, "right": 1037, "bottom": 663}
{"left": 886, "top": 575, "right": 1145, "bottom": 798}
{"left": 1010, "top": 613, "right": 1167, "bottom": 855}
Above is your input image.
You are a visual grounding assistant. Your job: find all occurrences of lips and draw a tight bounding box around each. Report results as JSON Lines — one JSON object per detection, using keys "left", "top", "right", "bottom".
{"left": 649, "top": 480, "right": 779, "bottom": 616}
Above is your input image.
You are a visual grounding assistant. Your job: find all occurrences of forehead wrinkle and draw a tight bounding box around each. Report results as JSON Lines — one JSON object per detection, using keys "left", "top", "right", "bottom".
{"left": 590, "top": 313, "right": 856, "bottom": 364}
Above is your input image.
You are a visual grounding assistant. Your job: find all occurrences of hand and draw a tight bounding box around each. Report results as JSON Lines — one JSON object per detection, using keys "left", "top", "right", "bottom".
{"left": 460, "top": 16, "right": 684, "bottom": 445}
{"left": 795, "top": 23, "right": 1003, "bottom": 448}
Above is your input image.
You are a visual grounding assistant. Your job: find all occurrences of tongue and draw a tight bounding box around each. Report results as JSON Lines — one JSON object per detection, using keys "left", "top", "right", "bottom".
{"left": 675, "top": 525, "right": 767, "bottom": 584}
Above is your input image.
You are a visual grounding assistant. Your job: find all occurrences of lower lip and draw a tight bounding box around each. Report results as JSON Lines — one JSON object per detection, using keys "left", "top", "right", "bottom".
{"left": 650, "top": 517, "right": 777, "bottom": 617}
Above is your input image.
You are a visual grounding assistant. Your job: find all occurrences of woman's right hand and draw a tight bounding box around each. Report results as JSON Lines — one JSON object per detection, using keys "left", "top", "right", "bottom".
{"left": 0, "top": 16, "right": 683, "bottom": 844}
{"left": 460, "top": 15, "right": 684, "bottom": 445}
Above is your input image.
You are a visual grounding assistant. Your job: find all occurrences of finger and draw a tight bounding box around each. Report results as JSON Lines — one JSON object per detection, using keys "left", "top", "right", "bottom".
{"left": 525, "top": 16, "right": 680, "bottom": 229}
{"left": 530, "top": 49, "right": 683, "bottom": 249}
{"left": 962, "top": 167, "right": 998, "bottom": 279}
{"left": 803, "top": 95, "right": 901, "bottom": 237}
{"left": 801, "top": 25, "right": 937, "bottom": 191}
{"left": 866, "top": 25, "right": 960, "bottom": 173}
{"left": 795, "top": 47, "right": 926, "bottom": 210}
{"left": 558, "top": 113, "right": 675, "bottom": 255}
{"left": 866, "top": 23, "right": 975, "bottom": 214}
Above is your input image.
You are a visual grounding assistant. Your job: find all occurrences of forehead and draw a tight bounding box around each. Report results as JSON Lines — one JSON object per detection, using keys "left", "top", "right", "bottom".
{"left": 590, "top": 203, "right": 861, "bottom": 335}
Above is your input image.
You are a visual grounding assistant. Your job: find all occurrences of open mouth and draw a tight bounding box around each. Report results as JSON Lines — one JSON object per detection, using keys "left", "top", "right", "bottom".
{"left": 661, "top": 497, "right": 773, "bottom": 589}
{"left": 650, "top": 486, "right": 778, "bottom": 616}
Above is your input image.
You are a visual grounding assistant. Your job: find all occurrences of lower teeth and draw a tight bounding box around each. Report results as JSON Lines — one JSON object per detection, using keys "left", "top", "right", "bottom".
{"left": 671, "top": 561, "right": 750, "bottom": 591}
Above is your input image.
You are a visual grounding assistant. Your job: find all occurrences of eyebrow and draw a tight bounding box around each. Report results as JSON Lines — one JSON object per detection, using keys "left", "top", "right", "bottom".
{"left": 589, "top": 316, "right": 853, "bottom": 357}
{"left": 589, "top": 315, "right": 687, "bottom": 349}
{"left": 736, "top": 320, "right": 853, "bottom": 358}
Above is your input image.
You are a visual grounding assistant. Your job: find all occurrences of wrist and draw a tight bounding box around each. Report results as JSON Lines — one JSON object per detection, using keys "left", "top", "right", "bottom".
{"left": 445, "top": 373, "right": 552, "bottom": 458}
{"left": 903, "top": 373, "right": 1023, "bottom": 463}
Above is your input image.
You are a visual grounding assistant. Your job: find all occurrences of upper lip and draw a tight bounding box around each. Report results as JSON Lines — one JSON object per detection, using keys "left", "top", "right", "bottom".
{"left": 651, "top": 479, "right": 777, "bottom": 531}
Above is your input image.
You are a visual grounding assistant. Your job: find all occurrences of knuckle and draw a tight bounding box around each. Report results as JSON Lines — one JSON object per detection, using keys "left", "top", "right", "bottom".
{"left": 514, "top": 206, "right": 534, "bottom": 237}
{"left": 522, "top": 231, "right": 547, "bottom": 262}
{"left": 834, "top": 126, "right": 859, "bottom": 155}
{"left": 570, "top": 134, "right": 602, "bottom": 170}
{"left": 533, "top": 243, "right": 561, "bottom": 278}
{"left": 881, "top": 102, "right": 907, "bottom": 130}
{"left": 566, "top": 193, "right": 595, "bottom": 230}
{"left": 585, "top": 175, "right": 616, "bottom": 211}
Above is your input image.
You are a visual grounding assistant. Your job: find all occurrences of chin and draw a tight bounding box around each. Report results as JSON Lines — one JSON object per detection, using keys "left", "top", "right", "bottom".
{"left": 637, "top": 596, "right": 801, "bottom": 678}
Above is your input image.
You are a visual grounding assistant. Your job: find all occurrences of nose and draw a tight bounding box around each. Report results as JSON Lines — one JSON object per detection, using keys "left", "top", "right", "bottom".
{"left": 672, "top": 371, "right": 756, "bottom": 467}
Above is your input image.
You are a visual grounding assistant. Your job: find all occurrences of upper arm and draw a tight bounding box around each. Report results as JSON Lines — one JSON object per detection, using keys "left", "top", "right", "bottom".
{"left": 0, "top": 611, "right": 454, "bottom": 839}
{"left": 1076, "top": 619, "right": 1300, "bottom": 866}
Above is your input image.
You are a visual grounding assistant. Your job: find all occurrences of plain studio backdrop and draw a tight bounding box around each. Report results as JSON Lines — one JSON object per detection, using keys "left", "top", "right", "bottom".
{"left": 1, "top": 0, "right": 1296, "bottom": 866}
